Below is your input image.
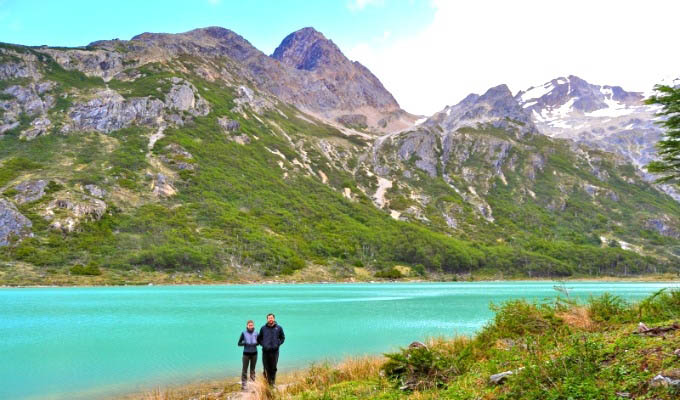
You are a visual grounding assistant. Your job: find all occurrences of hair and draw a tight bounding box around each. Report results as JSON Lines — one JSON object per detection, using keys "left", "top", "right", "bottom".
{"left": 267, "top": 313, "right": 275, "bottom": 318}
{"left": 246, "top": 320, "right": 254, "bottom": 325}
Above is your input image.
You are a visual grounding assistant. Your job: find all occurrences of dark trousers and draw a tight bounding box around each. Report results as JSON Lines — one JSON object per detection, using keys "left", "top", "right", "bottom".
{"left": 262, "top": 350, "right": 279, "bottom": 385}
{"left": 241, "top": 353, "right": 257, "bottom": 386}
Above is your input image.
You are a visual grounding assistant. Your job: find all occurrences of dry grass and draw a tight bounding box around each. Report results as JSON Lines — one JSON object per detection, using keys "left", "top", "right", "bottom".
{"left": 557, "top": 306, "right": 595, "bottom": 331}
{"left": 278, "top": 355, "right": 385, "bottom": 397}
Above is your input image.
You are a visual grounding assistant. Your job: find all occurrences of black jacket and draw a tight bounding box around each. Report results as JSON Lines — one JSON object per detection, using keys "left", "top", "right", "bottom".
{"left": 257, "top": 323, "right": 285, "bottom": 352}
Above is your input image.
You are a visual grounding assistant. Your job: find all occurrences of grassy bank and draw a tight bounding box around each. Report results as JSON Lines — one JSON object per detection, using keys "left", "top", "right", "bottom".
{"left": 138, "top": 288, "right": 680, "bottom": 400}
{"left": 2, "top": 259, "right": 678, "bottom": 287}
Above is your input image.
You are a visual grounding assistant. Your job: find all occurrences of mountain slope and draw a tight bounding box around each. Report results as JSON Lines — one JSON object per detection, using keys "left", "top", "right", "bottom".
{"left": 368, "top": 84, "right": 680, "bottom": 266}
{"left": 0, "top": 28, "right": 678, "bottom": 285}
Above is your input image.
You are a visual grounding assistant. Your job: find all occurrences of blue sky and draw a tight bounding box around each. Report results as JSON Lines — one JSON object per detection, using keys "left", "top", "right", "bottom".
{"left": 0, "top": 0, "right": 433, "bottom": 55}
{"left": 1, "top": 0, "right": 678, "bottom": 115}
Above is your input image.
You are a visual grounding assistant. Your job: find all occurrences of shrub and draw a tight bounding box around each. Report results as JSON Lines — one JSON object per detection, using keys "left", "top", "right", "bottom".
{"left": 587, "top": 293, "right": 629, "bottom": 323}
{"left": 375, "top": 267, "right": 404, "bottom": 279}
{"left": 70, "top": 263, "right": 102, "bottom": 276}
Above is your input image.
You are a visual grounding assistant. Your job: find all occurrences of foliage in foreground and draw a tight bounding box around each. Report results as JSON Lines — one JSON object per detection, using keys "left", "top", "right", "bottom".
{"left": 279, "top": 289, "right": 680, "bottom": 399}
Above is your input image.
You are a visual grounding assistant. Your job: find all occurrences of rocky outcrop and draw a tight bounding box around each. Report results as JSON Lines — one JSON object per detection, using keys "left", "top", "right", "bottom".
{"left": 165, "top": 78, "right": 210, "bottom": 116}
{"left": 0, "top": 198, "right": 32, "bottom": 246}
{"left": 218, "top": 117, "right": 240, "bottom": 132}
{"left": 1, "top": 81, "right": 55, "bottom": 140}
{"left": 37, "top": 47, "right": 125, "bottom": 81}
{"left": 425, "top": 84, "right": 537, "bottom": 138}
{"left": 336, "top": 114, "right": 368, "bottom": 128}
{"left": 62, "top": 89, "right": 165, "bottom": 133}
{"left": 44, "top": 195, "right": 107, "bottom": 233}
{"left": 62, "top": 81, "right": 209, "bottom": 134}
{"left": 151, "top": 173, "right": 176, "bottom": 197}
{"left": 14, "top": 180, "right": 48, "bottom": 204}
{"left": 84, "top": 184, "right": 107, "bottom": 199}
{"left": 0, "top": 49, "right": 42, "bottom": 80}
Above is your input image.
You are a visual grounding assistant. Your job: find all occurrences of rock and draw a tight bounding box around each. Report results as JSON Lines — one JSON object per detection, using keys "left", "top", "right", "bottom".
{"left": 63, "top": 89, "right": 165, "bottom": 133}
{"left": 408, "top": 341, "right": 427, "bottom": 349}
{"left": 0, "top": 198, "right": 33, "bottom": 246}
{"left": 0, "top": 49, "right": 42, "bottom": 80}
{"left": 489, "top": 370, "right": 515, "bottom": 385}
{"left": 637, "top": 322, "right": 649, "bottom": 333}
{"left": 3, "top": 83, "right": 55, "bottom": 117}
{"left": 218, "top": 117, "right": 240, "bottom": 132}
{"left": 84, "top": 184, "right": 107, "bottom": 198}
{"left": 152, "top": 173, "right": 176, "bottom": 197}
{"left": 336, "top": 114, "right": 368, "bottom": 128}
{"left": 0, "top": 122, "right": 20, "bottom": 135}
{"left": 674, "top": 348, "right": 680, "bottom": 357}
{"left": 164, "top": 80, "right": 210, "bottom": 116}
{"left": 14, "top": 180, "right": 48, "bottom": 204}
{"left": 231, "top": 134, "right": 251, "bottom": 145}
{"left": 645, "top": 216, "right": 680, "bottom": 239}
{"left": 44, "top": 196, "right": 107, "bottom": 232}
{"left": 20, "top": 116, "right": 51, "bottom": 140}
{"left": 650, "top": 374, "right": 680, "bottom": 388}
{"left": 164, "top": 143, "right": 193, "bottom": 159}
{"left": 36, "top": 48, "right": 124, "bottom": 80}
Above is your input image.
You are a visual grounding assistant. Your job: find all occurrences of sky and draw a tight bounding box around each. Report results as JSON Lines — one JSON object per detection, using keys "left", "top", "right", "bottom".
{"left": 1, "top": 0, "right": 678, "bottom": 115}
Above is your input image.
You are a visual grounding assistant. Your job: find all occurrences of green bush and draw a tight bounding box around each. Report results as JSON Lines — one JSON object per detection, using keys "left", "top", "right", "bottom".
{"left": 375, "top": 267, "right": 404, "bottom": 279}
{"left": 588, "top": 293, "right": 628, "bottom": 323}
{"left": 69, "top": 263, "right": 102, "bottom": 276}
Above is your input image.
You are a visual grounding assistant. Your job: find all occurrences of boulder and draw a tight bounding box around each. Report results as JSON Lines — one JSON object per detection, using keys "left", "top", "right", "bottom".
{"left": 44, "top": 196, "right": 107, "bottom": 233}
{"left": 84, "top": 184, "right": 107, "bottom": 199}
{"left": 14, "top": 180, "right": 48, "bottom": 204}
{"left": 151, "top": 173, "right": 176, "bottom": 197}
{"left": 218, "top": 117, "right": 240, "bottom": 132}
{"left": 0, "top": 198, "right": 32, "bottom": 246}
{"left": 20, "top": 116, "right": 51, "bottom": 140}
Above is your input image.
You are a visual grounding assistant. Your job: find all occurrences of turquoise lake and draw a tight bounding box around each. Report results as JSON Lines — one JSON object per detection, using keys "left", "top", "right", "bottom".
{"left": 1, "top": 281, "right": 679, "bottom": 399}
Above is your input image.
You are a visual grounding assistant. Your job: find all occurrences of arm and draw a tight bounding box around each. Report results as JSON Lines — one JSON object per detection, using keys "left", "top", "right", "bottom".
{"left": 256, "top": 327, "right": 263, "bottom": 346}
{"left": 238, "top": 332, "right": 245, "bottom": 347}
{"left": 278, "top": 326, "right": 285, "bottom": 346}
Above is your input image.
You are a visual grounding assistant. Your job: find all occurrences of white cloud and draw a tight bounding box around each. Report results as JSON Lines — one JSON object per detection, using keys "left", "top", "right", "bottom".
{"left": 346, "top": 0, "right": 680, "bottom": 115}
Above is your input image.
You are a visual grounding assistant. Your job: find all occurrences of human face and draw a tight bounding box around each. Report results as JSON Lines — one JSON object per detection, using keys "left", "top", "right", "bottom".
{"left": 267, "top": 314, "right": 275, "bottom": 325}
{"left": 247, "top": 322, "right": 254, "bottom": 330}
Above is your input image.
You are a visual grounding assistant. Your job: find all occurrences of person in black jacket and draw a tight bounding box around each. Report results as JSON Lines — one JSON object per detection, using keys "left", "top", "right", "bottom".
{"left": 257, "top": 313, "right": 285, "bottom": 385}
{"left": 237, "top": 320, "right": 258, "bottom": 390}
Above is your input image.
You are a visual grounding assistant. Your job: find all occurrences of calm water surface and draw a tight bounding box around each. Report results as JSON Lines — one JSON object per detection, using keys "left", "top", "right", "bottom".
{"left": 1, "top": 281, "right": 678, "bottom": 399}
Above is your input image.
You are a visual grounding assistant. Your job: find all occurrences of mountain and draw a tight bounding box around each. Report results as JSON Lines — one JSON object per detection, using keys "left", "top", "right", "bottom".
{"left": 271, "top": 27, "right": 416, "bottom": 132}
{"left": 0, "top": 28, "right": 678, "bottom": 285}
{"left": 368, "top": 83, "right": 680, "bottom": 266}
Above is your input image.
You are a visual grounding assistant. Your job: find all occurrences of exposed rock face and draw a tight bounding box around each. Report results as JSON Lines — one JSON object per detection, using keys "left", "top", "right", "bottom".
{"left": 336, "top": 114, "right": 368, "bottom": 128}
{"left": 62, "top": 89, "right": 165, "bottom": 133}
{"left": 84, "top": 26, "right": 415, "bottom": 132}
{"left": 37, "top": 47, "right": 125, "bottom": 81}
{"left": 1, "top": 81, "right": 55, "bottom": 139}
{"left": 646, "top": 216, "right": 680, "bottom": 238}
{"left": 0, "top": 198, "right": 32, "bottom": 246}
{"left": 0, "top": 49, "right": 42, "bottom": 80}
{"left": 61, "top": 81, "right": 210, "bottom": 134}
{"left": 165, "top": 78, "right": 210, "bottom": 116}
{"left": 44, "top": 196, "right": 107, "bottom": 232}
{"left": 14, "top": 180, "right": 48, "bottom": 204}
{"left": 162, "top": 144, "right": 195, "bottom": 170}
{"left": 84, "top": 184, "right": 107, "bottom": 199}
{"left": 271, "top": 27, "right": 414, "bottom": 131}
{"left": 218, "top": 117, "right": 240, "bottom": 132}
{"left": 515, "top": 75, "right": 678, "bottom": 200}
{"left": 425, "top": 84, "right": 537, "bottom": 138}
{"left": 151, "top": 173, "right": 176, "bottom": 197}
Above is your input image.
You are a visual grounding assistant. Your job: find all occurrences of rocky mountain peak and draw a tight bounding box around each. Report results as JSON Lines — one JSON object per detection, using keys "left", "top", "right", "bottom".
{"left": 425, "top": 84, "right": 537, "bottom": 137}
{"left": 271, "top": 27, "right": 344, "bottom": 71}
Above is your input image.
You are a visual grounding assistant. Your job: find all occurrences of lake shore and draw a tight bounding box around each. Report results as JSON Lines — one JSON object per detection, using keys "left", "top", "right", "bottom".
{"left": 1, "top": 260, "right": 678, "bottom": 288}
{"left": 122, "top": 287, "right": 680, "bottom": 400}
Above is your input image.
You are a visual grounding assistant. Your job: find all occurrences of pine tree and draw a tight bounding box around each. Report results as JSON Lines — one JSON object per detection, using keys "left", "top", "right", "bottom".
{"left": 646, "top": 84, "right": 680, "bottom": 184}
